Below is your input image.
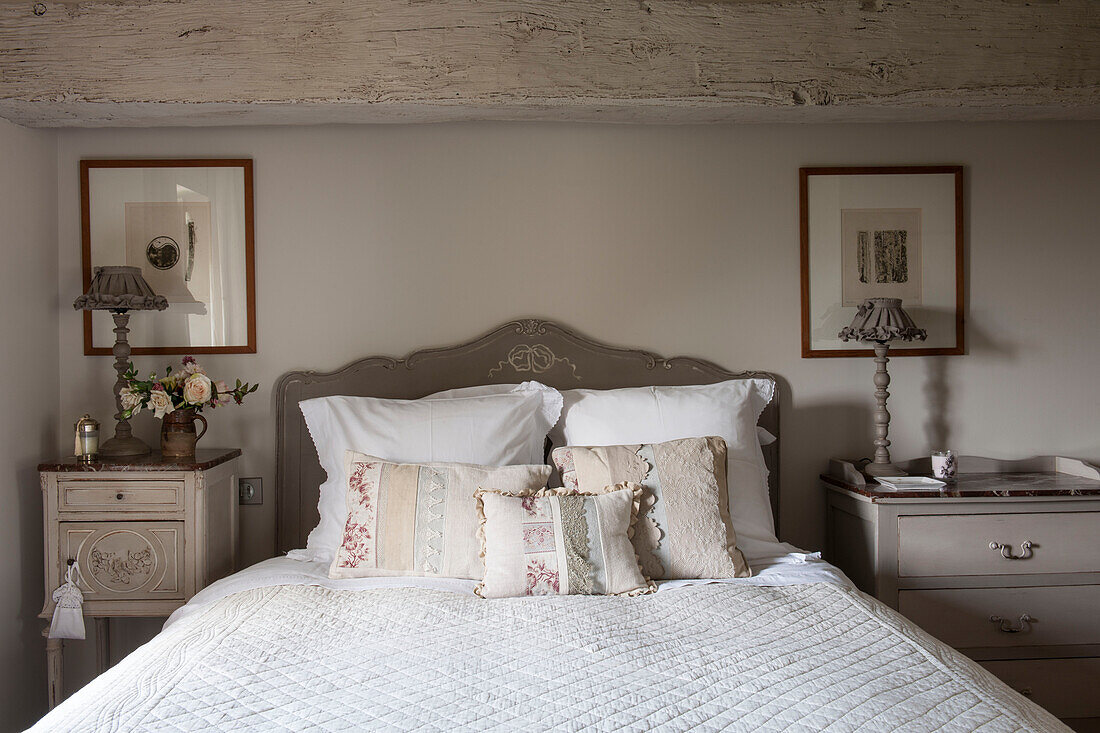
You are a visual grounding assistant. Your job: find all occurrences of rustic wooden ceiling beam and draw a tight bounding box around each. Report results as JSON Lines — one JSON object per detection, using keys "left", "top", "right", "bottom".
{"left": 0, "top": 0, "right": 1097, "bottom": 127}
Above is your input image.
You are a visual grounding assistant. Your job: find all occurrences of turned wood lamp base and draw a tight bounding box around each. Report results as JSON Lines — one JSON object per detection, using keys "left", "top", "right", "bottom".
{"left": 862, "top": 341, "right": 907, "bottom": 477}
{"left": 98, "top": 435, "right": 152, "bottom": 458}
{"left": 99, "top": 310, "right": 153, "bottom": 458}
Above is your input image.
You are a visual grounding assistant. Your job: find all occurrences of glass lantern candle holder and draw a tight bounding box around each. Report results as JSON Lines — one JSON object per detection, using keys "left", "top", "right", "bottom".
{"left": 74, "top": 414, "right": 100, "bottom": 463}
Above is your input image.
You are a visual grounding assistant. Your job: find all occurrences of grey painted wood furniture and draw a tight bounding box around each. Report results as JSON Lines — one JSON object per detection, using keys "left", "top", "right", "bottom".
{"left": 38, "top": 449, "right": 241, "bottom": 709}
{"left": 824, "top": 455, "right": 1100, "bottom": 728}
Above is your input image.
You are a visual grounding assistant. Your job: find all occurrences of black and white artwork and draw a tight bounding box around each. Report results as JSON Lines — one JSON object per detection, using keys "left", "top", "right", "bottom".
{"left": 841, "top": 208, "right": 922, "bottom": 306}
{"left": 146, "top": 236, "right": 180, "bottom": 270}
{"left": 124, "top": 201, "right": 212, "bottom": 305}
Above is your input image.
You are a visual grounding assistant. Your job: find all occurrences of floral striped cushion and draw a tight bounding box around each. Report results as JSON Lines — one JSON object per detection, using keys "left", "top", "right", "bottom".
{"left": 329, "top": 451, "right": 550, "bottom": 580}
{"left": 475, "top": 483, "right": 654, "bottom": 598}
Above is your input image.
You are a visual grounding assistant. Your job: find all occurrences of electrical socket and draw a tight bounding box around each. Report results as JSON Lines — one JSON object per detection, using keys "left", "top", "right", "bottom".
{"left": 238, "top": 478, "right": 263, "bottom": 505}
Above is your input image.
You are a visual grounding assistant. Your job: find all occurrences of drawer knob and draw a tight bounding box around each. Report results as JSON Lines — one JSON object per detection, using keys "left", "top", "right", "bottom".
{"left": 988, "top": 540, "right": 1034, "bottom": 560}
{"left": 989, "top": 614, "right": 1034, "bottom": 633}
{"left": 115, "top": 493, "right": 124, "bottom": 501}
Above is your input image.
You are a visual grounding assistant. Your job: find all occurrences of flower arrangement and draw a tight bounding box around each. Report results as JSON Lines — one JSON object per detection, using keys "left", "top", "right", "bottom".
{"left": 119, "top": 356, "right": 258, "bottom": 420}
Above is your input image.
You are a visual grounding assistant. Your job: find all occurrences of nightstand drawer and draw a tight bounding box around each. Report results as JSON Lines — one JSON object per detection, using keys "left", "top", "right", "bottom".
{"left": 980, "top": 658, "right": 1100, "bottom": 720}
{"left": 59, "top": 479, "right": 184, "bottom": 513}
{"left": 899, "top": 586, "right": 1100, "bottom": 648}
{"left": 61, "top": 522, "right": 185, "bottom": 602}
{"left": 897, "top": 512, "right": 1100, "bottom": 577}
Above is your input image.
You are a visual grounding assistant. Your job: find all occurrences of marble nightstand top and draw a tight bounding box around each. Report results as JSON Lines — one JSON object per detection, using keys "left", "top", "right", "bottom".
{"left": 822, "top": 470, "right": 1100, "bottom": 500}
{"left": 39, "top": 448, "right": 242, "bottom": 473}
{"left": 822, "top": 455, "right": 1100, "bottom": 502}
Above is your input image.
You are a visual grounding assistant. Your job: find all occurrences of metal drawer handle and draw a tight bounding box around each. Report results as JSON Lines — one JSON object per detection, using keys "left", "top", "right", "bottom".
{"left": 989, "top": 540, "right": 1034, "bottom": 560}
{"left": 989, "top": 614, "right": 1034, "bottom": 633}
{"left": 116, "top": 493, "right": 124, "bottom": 501}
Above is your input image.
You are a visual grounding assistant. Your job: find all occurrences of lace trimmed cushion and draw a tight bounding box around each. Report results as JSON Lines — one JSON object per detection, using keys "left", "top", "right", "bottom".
{"left": 475, "top": 483, "right": 654, "bottom": 599}
{"left": 553, "top": 437, "right": 751, "bottom": 580}
{"left": 551, "top": 380, "right": 776, "bottom": 547}
{"left": 330, "top": 451, "right": 550, "bottom": 580}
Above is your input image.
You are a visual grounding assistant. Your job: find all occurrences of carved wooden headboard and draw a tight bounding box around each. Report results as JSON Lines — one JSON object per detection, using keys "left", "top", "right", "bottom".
{"left": 275, "top": 319, "right": 780, "bottom": 554}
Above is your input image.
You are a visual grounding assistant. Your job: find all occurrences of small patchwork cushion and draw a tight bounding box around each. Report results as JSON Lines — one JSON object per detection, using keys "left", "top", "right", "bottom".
{"left": 330, "top": 451, "right": 551, "bottom": 580}
{"left": 553, "top": 437, "right": 751, "bottom": 580}
{"left": 475, "top": 483, "right": 654, "bottom": 599}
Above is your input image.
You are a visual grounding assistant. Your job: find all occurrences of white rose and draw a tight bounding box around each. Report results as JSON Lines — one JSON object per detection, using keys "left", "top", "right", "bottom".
{"left": 184, "top": 361, "right": 205, "bottom": 375}
{"left": 148, "top": 390, "right": 174, "bottom": 419}
{"left": 183, "top": 373, "right": 212, "bottom": 406}
{"left": 119, "top": 387, "right": 143, "bottom": 416}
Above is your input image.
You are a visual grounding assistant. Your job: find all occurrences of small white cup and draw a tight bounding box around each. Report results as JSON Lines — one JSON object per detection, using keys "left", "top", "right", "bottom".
{"left": 931, "top": 450, "right": 957, "bottom": 481}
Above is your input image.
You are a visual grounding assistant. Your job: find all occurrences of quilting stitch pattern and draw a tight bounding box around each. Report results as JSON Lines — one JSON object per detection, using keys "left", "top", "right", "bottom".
{"left": 32, "top": 582, "right": 1067, "bottom": 732}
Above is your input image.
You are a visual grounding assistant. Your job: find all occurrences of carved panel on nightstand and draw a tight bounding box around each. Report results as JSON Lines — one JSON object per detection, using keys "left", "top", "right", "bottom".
{"left": 62, "top": 523, "right": 183, "bottom": 599}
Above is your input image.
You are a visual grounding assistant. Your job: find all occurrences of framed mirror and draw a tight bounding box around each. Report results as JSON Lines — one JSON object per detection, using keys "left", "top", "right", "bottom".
{"left": 81, "top": 159, "right": 256, "bottom": 355}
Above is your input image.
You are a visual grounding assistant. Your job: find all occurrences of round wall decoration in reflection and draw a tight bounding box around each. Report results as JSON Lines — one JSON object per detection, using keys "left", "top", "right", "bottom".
{"left": 146, "top": 236, "right": 180, "bottom": 270}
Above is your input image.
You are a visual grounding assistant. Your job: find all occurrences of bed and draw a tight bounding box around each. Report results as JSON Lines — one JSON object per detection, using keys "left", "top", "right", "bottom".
{"left": 30, "top": 320, "right": 1067, "bottom": 732}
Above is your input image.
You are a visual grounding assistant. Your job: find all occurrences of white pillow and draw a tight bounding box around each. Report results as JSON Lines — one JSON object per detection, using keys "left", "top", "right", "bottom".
{"left": 299, "top": 382, "right": 561, "bottom": 562}
{"left": 552, "top": 379, "right": 777, "bottom": 545}
{"left": 427, "top": 382, "right": 563, "bottom": 425}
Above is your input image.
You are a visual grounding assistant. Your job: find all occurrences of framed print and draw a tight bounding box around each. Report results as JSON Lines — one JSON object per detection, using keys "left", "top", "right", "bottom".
{"left": 81, "top": 159, "right": 256, "bottom": 355}
{"left": 799, "top": 166, "right": 963, "bottom": 358}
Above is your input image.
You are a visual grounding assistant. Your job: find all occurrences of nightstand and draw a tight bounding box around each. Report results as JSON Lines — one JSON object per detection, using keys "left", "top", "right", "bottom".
{"left": 823, "top": 455, "right": 1100, "bottom": 728}
{"left": 38, "top": 448, "right": 241, "bottom": 708}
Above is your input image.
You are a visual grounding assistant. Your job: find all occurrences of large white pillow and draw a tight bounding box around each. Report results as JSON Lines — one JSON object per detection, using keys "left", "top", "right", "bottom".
{"left": 299, "top": 382, "right": 561, "bottom": 562}
{"left": 427, "top": 382, "right": 563, "bottom": 422}
{"left": 552, "top": 379, "right": 777, "bottom": 546}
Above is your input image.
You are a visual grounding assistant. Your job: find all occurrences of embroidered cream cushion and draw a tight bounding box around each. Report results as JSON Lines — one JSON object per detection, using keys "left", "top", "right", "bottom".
{"left": 475, "top": 484, "right": 654, "bottom": 598}
{"left": 552, "top": 437, "right": 751, "bottom": 580}
{"left": 330, "top": 451, "right": 551, "bottom": 580}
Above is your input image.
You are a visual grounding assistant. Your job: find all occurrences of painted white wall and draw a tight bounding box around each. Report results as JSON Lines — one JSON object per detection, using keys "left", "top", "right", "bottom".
{"left": 43, "top": 120, "right": 1100, "bottom": 706}
{"left": 0, "top": 118, "right": 58, "bottom": 729}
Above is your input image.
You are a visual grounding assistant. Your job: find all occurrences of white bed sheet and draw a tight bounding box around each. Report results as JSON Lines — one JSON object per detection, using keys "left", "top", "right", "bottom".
{"left": 168, "top": 544, "right": 849, "bottom": 628}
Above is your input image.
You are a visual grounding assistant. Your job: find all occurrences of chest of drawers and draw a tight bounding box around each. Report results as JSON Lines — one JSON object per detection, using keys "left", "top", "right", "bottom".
{"left": 823, "top": 455, "right": 1100, "bottom": 729}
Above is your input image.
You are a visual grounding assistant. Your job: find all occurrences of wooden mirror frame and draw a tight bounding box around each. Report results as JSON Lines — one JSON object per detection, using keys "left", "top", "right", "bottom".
{"left": 80, "top": 158, "right": 256, "bottom": 355}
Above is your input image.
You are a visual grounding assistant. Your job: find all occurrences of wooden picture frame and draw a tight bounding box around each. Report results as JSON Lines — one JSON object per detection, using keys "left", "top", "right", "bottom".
{"left": 81, "top": 158, "right": 256, "bottom": 355}
{"left": 799, "top": 166, "right": 964, "bottom": 358}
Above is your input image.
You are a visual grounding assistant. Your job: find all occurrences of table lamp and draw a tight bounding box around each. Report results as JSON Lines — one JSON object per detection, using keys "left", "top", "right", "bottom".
{"left": 839, "top": 297, "right": 926, "bottom": 477}
{"left": 74, "top": 266, "right": 168, "bottom": 458}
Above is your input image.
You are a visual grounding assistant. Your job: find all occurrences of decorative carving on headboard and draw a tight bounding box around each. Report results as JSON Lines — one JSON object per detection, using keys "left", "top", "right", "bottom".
{"left": 488, "top": 344, "right": 580, "bottom": 380}
{"left": 275, "top": 318, "right": 781, "bottom": 554}
{"left": 514, "top": 319, "right": 549, "bottom": 336}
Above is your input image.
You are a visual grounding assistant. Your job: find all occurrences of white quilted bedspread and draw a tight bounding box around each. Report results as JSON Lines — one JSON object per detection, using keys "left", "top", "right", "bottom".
{"left": 32, "top": 582, "right": 1065, "bottom": 732}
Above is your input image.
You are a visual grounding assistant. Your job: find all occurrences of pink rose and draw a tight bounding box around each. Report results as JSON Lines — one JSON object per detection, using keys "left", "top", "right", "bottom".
{"left": 213, "top": 380, "right": 232, "bottom": 406}
{"left": 183, "top": 373, "right": 212, "bottom": 406}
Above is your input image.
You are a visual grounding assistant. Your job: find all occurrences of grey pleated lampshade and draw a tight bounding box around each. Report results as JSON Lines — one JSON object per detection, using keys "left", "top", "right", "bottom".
{"left": 74, "top": 266, "right": 169, "bottom": 312}
{"left": 838, "top": 298, "right": 927, "bottom": 344}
